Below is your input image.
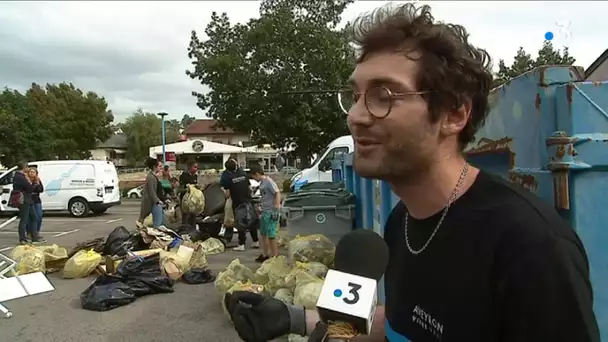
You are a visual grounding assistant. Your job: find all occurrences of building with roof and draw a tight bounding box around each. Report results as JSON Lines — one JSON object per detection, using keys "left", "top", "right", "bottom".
{"left": 90, "top": 133, "right": 128, "bottom": 167}
{"left": 182, "top": 119, "right": 251, "bottom": 145}
{"left": 586, "top": 49, "right": 608, "bottom": 81}
{"left": 149, "top": 139, "right": 281, "bottom": 172}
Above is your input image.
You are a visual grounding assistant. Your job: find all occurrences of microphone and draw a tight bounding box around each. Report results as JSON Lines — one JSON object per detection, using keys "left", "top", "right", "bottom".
{"left": 313, "top": 229, "right": 390, "bottom": 341}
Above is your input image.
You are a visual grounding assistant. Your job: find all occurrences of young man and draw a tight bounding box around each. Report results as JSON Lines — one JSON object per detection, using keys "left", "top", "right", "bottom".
{"left": 220, "top": 158, "right": 259, "bottom": 250}
{"left": 250, "top": 163, "right": 280, "bottom": 262}
{"left": 178, "top": 161, "right": 199, "bottom": 228}
{"left": 225, "top": 3, "right": 599, "bottom": 342}
{"left": 12, "top": 162, "right": 44, "bottom": 244}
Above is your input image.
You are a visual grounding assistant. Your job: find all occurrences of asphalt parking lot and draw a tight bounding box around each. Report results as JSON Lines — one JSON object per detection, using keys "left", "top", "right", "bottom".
{"left": 0, "top": 200, "right": 262, "bottom": 342}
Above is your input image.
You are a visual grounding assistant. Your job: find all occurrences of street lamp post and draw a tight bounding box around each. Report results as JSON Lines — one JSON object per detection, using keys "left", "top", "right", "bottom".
{"left": 157, "top": 112, "right": 168, "bottom": 165}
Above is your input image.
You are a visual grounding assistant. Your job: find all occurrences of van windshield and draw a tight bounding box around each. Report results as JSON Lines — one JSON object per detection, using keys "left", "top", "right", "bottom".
{"left": 311, "top": 146, "right": 329, "bottom": 167}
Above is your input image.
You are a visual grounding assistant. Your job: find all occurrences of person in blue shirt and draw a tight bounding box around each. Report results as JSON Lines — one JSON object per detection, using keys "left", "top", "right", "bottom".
{"left": 12, "top": 162, "right": 44, "bottom": 244}
{"left": 224, "top": 3, "right": 599, "bottom": 342}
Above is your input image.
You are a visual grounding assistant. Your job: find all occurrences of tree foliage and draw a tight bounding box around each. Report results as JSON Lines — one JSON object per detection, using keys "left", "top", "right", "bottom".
{"left": 0, "top": 83, "right": 114, "bottom": 167}
{"left": 180, "top": 114, "right": 195, "bottom": 129}
{"left": 186, "top": 0, "right": 354, "bottom": 162}
{"left": 120, "top": 109, "right": 180, "bottom": 165}
{"left": 493, "top": 41, "right": 575, "bottom": 88}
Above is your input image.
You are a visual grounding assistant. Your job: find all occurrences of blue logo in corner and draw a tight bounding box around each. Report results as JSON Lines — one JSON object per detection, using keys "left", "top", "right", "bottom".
{"left": 46, "top": 165, "right": 78, "bottom": 197}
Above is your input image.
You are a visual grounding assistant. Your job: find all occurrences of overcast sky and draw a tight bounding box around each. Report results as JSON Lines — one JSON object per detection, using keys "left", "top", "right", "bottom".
{"left": 0, "top": 1, "right": 605, "bottom": 122}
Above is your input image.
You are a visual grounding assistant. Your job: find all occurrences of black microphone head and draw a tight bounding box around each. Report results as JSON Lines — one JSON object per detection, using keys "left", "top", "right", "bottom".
{"left": 334, "top": 229, "right": 389, "bottom": 281}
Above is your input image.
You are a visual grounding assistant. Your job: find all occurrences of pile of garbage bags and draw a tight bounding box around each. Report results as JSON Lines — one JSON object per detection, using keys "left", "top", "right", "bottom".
{"left": 81, "top": 254, "right": 174, "bottom": 311}
{"left": 215, "top": 234, "right": 334, "bottom": 312}
{"left": 214, "top": 234, "right": 334, "bottom": 342}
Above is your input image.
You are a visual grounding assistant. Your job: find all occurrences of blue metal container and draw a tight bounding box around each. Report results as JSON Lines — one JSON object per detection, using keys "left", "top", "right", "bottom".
{"left": 338, "top": 66, "right": 608, "bottom": 336}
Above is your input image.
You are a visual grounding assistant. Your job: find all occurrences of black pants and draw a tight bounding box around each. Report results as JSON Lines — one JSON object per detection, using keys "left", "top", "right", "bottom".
{"left": 181, "top": 212, "right": 197, "bottom": 228}
{"left": 18, "top": 203, "right": 38, "bottom": 241}
{"left": 224, "top": 213, "right": 259, "bottom": 245}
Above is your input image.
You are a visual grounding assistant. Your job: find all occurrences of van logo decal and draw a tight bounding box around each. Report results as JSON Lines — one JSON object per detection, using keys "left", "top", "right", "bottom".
{"left": 315, "top": 213, "right": 326, "bottom": 224}
{"left": 46, "top": 165, "right": 78, "bottom": 197}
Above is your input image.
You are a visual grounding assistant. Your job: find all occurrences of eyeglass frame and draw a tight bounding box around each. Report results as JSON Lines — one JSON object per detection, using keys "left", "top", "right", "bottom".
{"left": 338, "top": 85, "right": 430, "bottom": 119}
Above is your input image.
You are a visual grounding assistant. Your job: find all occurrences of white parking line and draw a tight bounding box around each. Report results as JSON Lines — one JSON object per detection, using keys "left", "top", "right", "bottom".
{"left": 105, "top": 218, "right": 123, "bottom": 224}
{"left": 43, "top": 219, "right": 111, "bottom": 222}
{"left": 0, "top": 231, "right": 64, "bottom": 235}
{"left": 53, "top": 229, "right": 80, "bottom": 237}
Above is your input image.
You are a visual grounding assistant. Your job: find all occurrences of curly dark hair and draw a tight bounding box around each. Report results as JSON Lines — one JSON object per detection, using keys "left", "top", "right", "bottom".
{"left": 349, "top": 3, "right": 493, "bottom": 148}
{"left": 144, "top": 157, "right": 158, "bottom": 170}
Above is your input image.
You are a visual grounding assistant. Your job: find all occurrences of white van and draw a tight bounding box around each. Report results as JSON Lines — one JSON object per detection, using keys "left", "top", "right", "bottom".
{"left": 290, "top": 135, "right": 354, "bottom": 188}
{"left": 0, "top": 160, "right": 121, "bottom": 217}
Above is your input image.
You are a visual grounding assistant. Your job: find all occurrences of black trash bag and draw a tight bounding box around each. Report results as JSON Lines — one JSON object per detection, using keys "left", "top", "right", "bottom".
{"left": 182, "top": 268, "right": 216, "bottom": 284}
{"left": 116, "top": 254, "right": 162, "bottom": 277}
{"left": 202, "top": 182, "right": 226, "bottom": 216}
{"left": 173, "top": 223, "right": 208, "bottom": 242}
{"left": 123, "top": 233, "right": 149, "bottom": 252}
{"left": 123, "top": 275, "right": 174, "bottom": 297}
{"left": 103, "top": 226, "right": 131, "bottom": 256}
{"left": 235, "top": 202, "right": 259, "bottom": 230}
{"left": 80, "top": 275, "right": 136, "bottom": 311}
{"left": 116, "top": 254, "right": 174, "bottom": 296}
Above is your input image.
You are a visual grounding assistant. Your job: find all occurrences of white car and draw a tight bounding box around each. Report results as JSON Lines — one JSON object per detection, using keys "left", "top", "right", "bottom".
{"left": 127, "top": 185, "right": 144, "bottom": 199}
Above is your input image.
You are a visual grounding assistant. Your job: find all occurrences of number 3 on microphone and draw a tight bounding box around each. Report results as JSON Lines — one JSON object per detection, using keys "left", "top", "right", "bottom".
{"left": 343, "top": 282, "right": 362, "bottom": 304}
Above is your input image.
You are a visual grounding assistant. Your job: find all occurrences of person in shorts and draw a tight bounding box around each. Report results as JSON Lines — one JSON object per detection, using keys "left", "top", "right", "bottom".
{"left": 249, "top": 163, "right": 280, "bottom": 262}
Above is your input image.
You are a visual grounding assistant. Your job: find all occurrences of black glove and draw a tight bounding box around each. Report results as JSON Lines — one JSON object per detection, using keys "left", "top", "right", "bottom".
{"left": 225, "top": 291, "right": 306, "bottom": 342}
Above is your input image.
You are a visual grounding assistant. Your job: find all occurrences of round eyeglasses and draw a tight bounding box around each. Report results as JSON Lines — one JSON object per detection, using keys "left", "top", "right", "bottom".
{"left": 337, "top": 86, "right": 429, "bottom": 118}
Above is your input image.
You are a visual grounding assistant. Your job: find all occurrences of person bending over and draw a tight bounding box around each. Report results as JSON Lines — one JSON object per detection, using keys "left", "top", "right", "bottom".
{"left": 249, "top": 163, "right": 280, "bottom": 262}
{"left": 224, "top": 3, "right": 599, "bottom": 342}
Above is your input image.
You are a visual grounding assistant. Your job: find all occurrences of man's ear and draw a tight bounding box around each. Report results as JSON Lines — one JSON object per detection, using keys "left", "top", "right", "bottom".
{"left": 441, "top": 98, "right": 472, "bottom": 137}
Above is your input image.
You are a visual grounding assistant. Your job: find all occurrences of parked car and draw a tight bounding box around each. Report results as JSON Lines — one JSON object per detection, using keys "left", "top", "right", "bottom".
{"left": 127, "top": 185, "right": 144, "bottom": 199}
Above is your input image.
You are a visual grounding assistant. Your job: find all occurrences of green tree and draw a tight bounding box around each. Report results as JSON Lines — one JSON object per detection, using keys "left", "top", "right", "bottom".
{"left": 25, "top": 82, "right": 114, "bottom": 159}
{"left": 121, "top": 109, "right": 180, "bottom": 165}
{"left": 0, "top": 88, "right": 54, "bottom": 166}
{"left": 186, "top": 0, "right": 354, "bottom": 163}
{"left": 180, "top": 114, "right": 195, "bottom": 129}
{"left": 493, "top": 41, "right": 575, "bottom": 88}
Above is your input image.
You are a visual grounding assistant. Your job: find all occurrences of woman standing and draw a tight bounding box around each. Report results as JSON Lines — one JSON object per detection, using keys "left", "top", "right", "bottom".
{"left": 138, "top": 158, "right": 165, "bottom": 227}
{"left": 28, "top": 168, "right": 44, "bottom": 238}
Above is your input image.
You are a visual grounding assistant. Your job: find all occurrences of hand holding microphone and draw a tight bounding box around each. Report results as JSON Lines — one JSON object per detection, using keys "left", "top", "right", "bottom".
{"left": 225, "top": 229, "right": 389, "bottom": 342}
{"left": 310, "top": 229, "right": 389, "bottom": 341}
{"left": 224, "top": 290, "right": 307, "bottom": 341}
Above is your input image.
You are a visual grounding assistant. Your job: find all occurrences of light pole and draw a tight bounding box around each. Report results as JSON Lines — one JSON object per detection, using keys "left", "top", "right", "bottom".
{"left": 157, "top": 112, "right": 168, "bottom": 165}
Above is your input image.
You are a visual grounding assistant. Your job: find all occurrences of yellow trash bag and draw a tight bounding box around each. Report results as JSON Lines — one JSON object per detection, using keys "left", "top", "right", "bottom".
{"left": 199, "top": 237, "right": 225, "bottom": 255}
{"left": 36, "top": 244, "right": 68, "bottom": 262}
{"left": 224, "top": 198, "right": 235, "bottom": 228}
{"left": 189, "top": 244, "right": 208, "bottom": 269}
{"left": 253, "top": 255, "right": 292, "bottom": 295}
{"left": 214, "top": 258, "right": 255, "bottom": 298}
{"left": 222, "top": 280, "right": 265, "bottom": 318}
{"left": 284, "top": 261, "right": 329, "bottom": 290}
{"left": 294, "top": 276, "right": 324, "bottom": 310}
{"left": 159, "top": 250, "right": 191, "bottom": 280}
{"left": 11, "top": 245, "right": 46, "bottom": 275}
{"left": 63, "top": 250, "right": 102, "bottom": 279}
{"left": 181, "top": 184, "right": 205, "bottom": 214}
{"left": 288, "top": 234, "right": 335, "bottom": 266}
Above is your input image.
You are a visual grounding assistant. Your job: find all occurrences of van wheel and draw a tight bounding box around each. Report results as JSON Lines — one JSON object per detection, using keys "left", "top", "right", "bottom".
{"left": 69, "top": 198, "right": 89, "bottom": 217}
{"left": 129, "top": 193, "right": 138, "bottom": 199}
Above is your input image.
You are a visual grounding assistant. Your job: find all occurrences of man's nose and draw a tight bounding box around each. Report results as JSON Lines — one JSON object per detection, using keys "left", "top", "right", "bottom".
{"left": 346, "top": 99, "right": 375, "bottom": 128}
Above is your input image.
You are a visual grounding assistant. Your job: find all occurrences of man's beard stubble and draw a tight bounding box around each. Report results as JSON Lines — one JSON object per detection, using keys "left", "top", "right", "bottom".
{"left": 353, "top": 143, "right": 432, "bottom": 183}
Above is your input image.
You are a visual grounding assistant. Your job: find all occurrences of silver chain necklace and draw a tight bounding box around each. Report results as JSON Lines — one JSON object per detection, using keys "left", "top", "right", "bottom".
{"left": 404, "top": 163, "right": 469, "bottom": 255}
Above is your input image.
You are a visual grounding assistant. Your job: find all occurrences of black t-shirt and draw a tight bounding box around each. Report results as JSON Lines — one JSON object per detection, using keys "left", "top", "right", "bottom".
{"left": 384, "top": 171, "right": 599, "bottom": 342}
{"left": 220, "top": 168, "right": 251, "bottom": 208}
{"left": 179, "top": 171, "right": 198, "bottom": 200}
